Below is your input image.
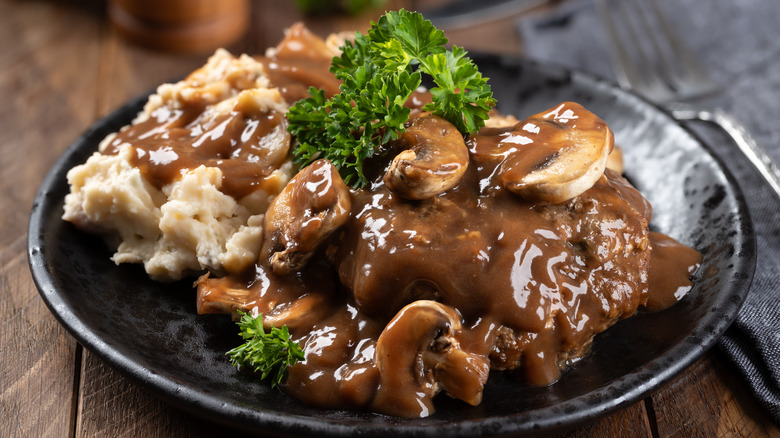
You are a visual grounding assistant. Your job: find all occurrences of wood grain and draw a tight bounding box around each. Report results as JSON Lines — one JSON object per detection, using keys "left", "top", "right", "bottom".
{"left": 0, "top": 1, "right": 102, "bottom": 437}
{"left": 652, "top": 354, "right": 780, "bottom": 438}
{"left": 75, "top": 351, "right": 228, "bottom": 438}
{"left": 2, "top": 0, "right": 778, "bottom": 436}
{"left": 557, "top": 401, "right": 653, "bottom": 438}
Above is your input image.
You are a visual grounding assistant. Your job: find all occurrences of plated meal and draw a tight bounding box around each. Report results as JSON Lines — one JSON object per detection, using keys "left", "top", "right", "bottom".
{"left": 59, "top": 10, "right": 705, "bottom": 419}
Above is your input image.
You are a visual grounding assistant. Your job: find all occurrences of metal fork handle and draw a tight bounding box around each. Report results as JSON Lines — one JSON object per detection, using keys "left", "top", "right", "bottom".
{"left": 670, "top": 105, "right": 780, "bottom": 198}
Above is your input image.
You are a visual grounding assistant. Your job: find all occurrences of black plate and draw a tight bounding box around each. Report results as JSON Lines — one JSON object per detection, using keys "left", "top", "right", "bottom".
{"left": 28, "top": 55, "right": 755, "bottom": 437}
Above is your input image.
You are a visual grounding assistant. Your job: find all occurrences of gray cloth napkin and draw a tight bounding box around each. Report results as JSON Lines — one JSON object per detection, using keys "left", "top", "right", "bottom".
{"left": 518, "top": 0, "right": 780, "bottom": 423}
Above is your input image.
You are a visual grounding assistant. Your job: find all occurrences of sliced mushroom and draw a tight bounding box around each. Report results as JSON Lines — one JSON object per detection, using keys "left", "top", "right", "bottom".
{"left": 262, "top": 159, "right": 351, "bottom": 275}
{"left": 197, "top": 283, "right": 331, "bottom": 331}
{"left": 499, "top": 102, "right": 614, "bottom": 204}
{"left": 606, "top": 145, "right": 624, "bottom": 174}
{"left": 372, "top": 300, "right": 490, "bottom": 418}
{"left": 262, "top": 293, "right": 332, "bottom": 331}
{"left": 383, "top": 115, "right": 469, "bottom": 200}
{"left": 196, "top": 262, "right": 338, "bottom": 333}
{"left": 195, "top": 273, "right": 255, "bottom": 316}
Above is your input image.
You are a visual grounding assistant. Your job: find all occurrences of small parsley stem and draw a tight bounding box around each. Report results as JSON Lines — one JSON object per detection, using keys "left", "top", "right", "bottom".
{"left": 226, "top": 311, "right": 305, "bottom": 388}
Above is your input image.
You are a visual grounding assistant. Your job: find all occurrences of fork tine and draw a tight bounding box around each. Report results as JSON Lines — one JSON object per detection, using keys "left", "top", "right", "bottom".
{"left": 595, "top": 0, "right": 675, "bottom": 101}
{"left": 595, "top": 0, "right": 634, "bottom": 90}
{"left": 629, "top": 0, "right": 681, "bottom": 91}
{"left": 599, "top": 0, "right": 780, "bottom": 200}
{"left": 597, "top": 0, "right": 718, "bottom": 103}
{"left": 642, "top": 0, "right": 719, "bottom": 100}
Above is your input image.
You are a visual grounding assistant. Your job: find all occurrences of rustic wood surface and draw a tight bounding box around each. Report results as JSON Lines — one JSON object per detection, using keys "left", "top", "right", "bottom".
{"left": 1, "top": 0, "right": 778, "bottom": 436}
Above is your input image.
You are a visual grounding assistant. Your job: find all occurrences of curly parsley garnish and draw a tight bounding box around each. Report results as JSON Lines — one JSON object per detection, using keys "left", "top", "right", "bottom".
{"left": 226, "top": 311, "right": 305, "bottom": 388}
{"left": 287, "top": 9, "right": 496, "bottom": 188}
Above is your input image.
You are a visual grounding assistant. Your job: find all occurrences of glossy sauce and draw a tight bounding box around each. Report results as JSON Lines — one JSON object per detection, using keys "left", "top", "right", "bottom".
{"left": 104, "top": 103, "right": 289, "bottom": 199}
{"left": 257, "top": 22, "right": 342, "bottom": 103}
{"left": 645, "top": 232, "right": 702, "bottom": 311}
{"left": 197, "top": 110, "right": 701, "bottom": 418}
{"left": 101, "top": 24, "right": 341, "bottom": 200}
{"left": 188, "top": 29, "right": 701, "bottom": 418}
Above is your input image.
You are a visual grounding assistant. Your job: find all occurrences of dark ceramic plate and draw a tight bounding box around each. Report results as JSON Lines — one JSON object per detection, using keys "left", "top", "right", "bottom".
{"left": 28, "top": 55, "right": 755, "bottom": 437}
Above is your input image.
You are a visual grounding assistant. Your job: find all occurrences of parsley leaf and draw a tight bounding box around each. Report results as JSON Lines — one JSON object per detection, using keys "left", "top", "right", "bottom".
{"left": 287, "top": 9, "right": 495, "bottom": 188}
{"left": 226, "top": 311, "right": 305, "bottom": 388}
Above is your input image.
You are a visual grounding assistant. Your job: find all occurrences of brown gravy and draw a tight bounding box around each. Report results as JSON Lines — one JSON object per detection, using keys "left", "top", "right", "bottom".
{"left": 103, "top": 24, "right": 701, "bottom": 418}
{"left": 197, "top": 110, "right": 701, "bottom": 417}
{"left": 257, "top": 22, "right": 342, "bottom": 103}
{"left": 102, "top": 23, "right": 341, "bottom": 200}
{"left": 103, "top": 105, "right": 289, "bottom": 200}
{"left": 645, "top": 231, "right": 702, "bottom": 311}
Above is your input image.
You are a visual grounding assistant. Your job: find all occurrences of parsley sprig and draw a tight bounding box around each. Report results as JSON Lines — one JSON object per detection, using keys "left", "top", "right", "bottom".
{"left": 287, "top": 9, "right": 496, "bottom": 188}
{"left": 226, "top": 311, "right": 305, "bottom": 388}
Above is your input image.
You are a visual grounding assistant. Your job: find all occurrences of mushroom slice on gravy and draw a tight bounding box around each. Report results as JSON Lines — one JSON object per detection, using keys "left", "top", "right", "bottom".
{"left": 262, "top": 159, "right": 351, "bottom": 275}
{"left": 372, "top": 300, "right": 490, "bottom": 417}
{"left": 383, "top": 115, "right": 469, "bottom": 200}
{"left": 499, "top": 102, "right": 614, "bottom": 204}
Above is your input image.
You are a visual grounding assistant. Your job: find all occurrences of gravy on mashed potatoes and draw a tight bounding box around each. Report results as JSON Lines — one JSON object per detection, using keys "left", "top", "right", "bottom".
{"left": 63, "top": 25, "right": 341, "bottom": 281}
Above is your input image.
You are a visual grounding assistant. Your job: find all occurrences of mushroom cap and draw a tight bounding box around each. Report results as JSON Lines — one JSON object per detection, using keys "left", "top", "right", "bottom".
{"left": 262, "top": 159, "right": 351, "bottom": 274}
{"left": 499, "top": 102, "right": 614, "bottom": 204}
{"left": 372, "top": 300, "right": 489, "bottom": 417}
{"left": 383, "top": 115, "right": 469, "bottom": 200}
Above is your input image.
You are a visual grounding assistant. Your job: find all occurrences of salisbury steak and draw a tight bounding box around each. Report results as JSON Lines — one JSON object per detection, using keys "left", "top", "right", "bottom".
{"left": 336, "top": 166, "right": 651, "bottom": 386}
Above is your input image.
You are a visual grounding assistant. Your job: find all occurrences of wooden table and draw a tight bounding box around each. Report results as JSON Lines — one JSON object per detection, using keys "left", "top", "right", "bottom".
{"left": 2, "top": 0, "right": 778, "bottom": 436}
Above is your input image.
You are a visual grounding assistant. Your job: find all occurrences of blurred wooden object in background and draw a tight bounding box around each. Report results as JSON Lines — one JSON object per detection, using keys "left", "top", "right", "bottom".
{"left": 108, "top": 0, "right": 250, "bottom": 53}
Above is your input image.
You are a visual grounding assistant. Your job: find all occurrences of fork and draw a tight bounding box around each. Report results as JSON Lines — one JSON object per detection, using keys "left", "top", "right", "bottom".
{"left": 595, "top": 0, "right": 780, "bottom": 199}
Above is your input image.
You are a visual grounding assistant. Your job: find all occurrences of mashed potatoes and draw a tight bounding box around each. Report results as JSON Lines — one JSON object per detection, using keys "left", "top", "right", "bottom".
{"left": 63, "top": 49, "right": 293, "bottom": 281}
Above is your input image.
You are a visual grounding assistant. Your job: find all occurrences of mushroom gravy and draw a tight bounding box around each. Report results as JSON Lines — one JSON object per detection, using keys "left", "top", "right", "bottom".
{"left": 71, "top": 23, "right": 702, "bottom": 418}
{"left": 196, "top": 99, "right": 701, "bottom": 417}
{"left": 102, "top": 103, "right": 290, "bottom": 200}
{"left": 197, "top": 157, "right": 700, "bottom": 418}
{"left": 101, "top": 24, "right": 341, "bottom": 202}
